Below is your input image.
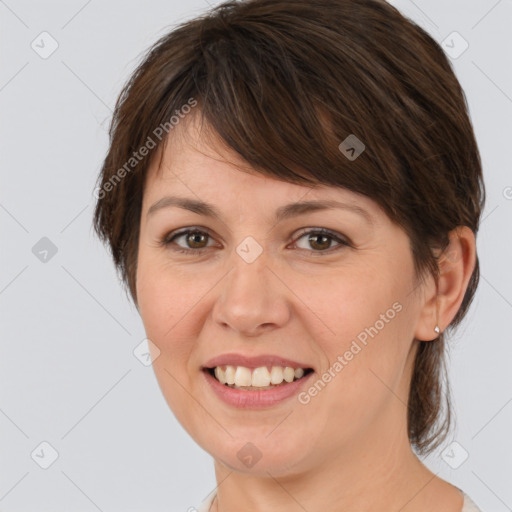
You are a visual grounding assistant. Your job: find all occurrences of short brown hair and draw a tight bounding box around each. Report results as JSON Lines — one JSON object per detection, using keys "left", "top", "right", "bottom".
{"left": 93, "top": 0, "right": 485, "bottom": 455}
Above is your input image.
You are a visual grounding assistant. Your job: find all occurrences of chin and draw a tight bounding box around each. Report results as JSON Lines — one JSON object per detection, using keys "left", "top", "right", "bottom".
{"left": 215, "top": 451, "right": 308, "bottom": 478}
{"left": 194, "top": 429, "right": 311, "bottom": 477}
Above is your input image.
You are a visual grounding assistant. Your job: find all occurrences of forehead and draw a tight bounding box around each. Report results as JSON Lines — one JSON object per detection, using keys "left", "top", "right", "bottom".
{"left": 145, "top": 112, "right": 275, "bottom": 189}
{"left": 142, "top": 112, "right": 383, "bottom": 221}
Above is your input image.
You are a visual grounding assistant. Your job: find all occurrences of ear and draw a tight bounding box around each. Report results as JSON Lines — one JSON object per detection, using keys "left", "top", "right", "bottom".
{"left": 414, "top": 226, "right": 476, "bottom": 341}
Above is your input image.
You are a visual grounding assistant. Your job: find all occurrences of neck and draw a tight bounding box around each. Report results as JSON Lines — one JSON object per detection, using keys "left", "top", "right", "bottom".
{"left": 210, "top": 423, "right": 448, "bottom": 512}
{"left": 207, "top": 343, "right": 462, "bottom": 512}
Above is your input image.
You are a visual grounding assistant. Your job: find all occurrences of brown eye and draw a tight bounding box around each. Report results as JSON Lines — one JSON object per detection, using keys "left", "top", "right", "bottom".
{"left": 161, "top": 227, "right": 349, "bottom": 256}
{"left": 163, "top": 228, "right": 214, "bottom": 253}
{"left": 307, "top": 233, "right": 332, "bottom": 251}
{"left": 293, "top": 228, "right": 350, "bottom": 254}
{"left": 184, "top": 231, "right": 209, "bottom": 249}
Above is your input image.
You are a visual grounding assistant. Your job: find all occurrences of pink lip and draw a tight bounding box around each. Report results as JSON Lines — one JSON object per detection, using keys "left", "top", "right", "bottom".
{"left": 202, "top": 368, "right": 314, "bottom": 409}
{"left": 202, "top": 353, "right": 311, "bottom": 370}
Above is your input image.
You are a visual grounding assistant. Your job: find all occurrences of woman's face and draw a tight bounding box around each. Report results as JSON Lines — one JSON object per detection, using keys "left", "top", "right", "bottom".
{"left": 136, "top": 119, "right": 433, "bottom": 476}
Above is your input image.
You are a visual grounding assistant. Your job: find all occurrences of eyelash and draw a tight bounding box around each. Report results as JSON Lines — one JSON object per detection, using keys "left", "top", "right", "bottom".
{"left": 160, "top": 227, "right": 351, "bottom": 256}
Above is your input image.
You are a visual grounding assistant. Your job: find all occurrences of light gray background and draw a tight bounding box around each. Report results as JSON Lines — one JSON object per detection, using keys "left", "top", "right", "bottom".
{"left": 1, "top": 1, "right": 511, "bottom": 511}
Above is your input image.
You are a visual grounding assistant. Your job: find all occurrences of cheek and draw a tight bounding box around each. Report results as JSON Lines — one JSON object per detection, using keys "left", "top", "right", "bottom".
{"left": 309, "top": 264, "right": 414, "bottom": 404}
{"left": 136, "top": 256, "right": 193, "bottom": 367}
{"left": 136, "top": 253, "right": 220, "bottom": 377}
{"left": 136, "top": 262, "right": 202, "bottom": 420}
{"left": 319, "top": 262, "right": 407, "bottom": 343}
{"left": 137, "top": 250, "right": 191, "bottom": 333}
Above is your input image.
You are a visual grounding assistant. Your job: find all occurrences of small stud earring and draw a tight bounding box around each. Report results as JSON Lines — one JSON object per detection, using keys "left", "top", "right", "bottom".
{"left": 434, "top": 325, "right": 440, "bottom": 334}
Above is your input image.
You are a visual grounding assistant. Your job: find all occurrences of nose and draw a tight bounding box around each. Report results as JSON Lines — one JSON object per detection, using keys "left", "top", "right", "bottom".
{"left": 211, "top": 248, "right": 291, "bottom": 337}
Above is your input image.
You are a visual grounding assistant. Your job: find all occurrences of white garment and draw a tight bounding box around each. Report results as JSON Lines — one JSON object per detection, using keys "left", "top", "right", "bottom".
{"left": 196, "top": 488, "right": 483, "bottom": 511}
{"left": 457, "top": 488, "right": 484, "bottom": 512}
{"left": 196, "top": 492, "right": 215, "bottom": 512}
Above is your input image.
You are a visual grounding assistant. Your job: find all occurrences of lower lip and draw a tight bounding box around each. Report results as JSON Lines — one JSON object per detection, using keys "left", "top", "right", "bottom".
{"left": 202, "top": 369, "right": 314, "bottom": 409}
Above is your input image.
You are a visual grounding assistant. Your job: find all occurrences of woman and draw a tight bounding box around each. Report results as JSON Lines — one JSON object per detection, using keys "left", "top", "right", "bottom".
{"left": 93, "top": 0, "right": 485, "bottom": 510}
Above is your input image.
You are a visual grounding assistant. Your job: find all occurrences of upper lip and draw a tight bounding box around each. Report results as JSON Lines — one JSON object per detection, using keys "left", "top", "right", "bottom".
{"left": 202, "top": 353, "right": 312, "bottom": 370}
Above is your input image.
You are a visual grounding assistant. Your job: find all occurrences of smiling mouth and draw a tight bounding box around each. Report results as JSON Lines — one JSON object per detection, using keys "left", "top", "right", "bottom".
{"left": 205, "top": 365, "right": 314, "bottom": 390}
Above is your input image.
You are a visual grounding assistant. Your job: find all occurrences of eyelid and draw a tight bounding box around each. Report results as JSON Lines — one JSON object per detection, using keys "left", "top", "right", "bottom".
{"left": 292, "top": 227, "right": 351, "bottom": 245}
{"left": 162, "top": 226, "right": 217, "bottom": 247}
{"left": 161, "top": 226, "right": 351, "bottom": 254}
{"left": 290, "top": 227, "right": 351, "bottom": 254}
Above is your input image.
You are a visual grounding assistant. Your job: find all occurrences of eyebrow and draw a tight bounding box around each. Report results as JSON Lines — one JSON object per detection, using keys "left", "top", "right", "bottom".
{"left": 146, "top": 196, "right": 374, "bottom": 225}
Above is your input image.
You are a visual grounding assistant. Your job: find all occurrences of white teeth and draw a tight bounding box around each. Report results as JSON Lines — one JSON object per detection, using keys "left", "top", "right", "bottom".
{"left": 234, "top": 366, "right": 252, "bottom": 386}
{"left": 283, "top": 367, "right": 295, "bottom": 383}
{"left": 214, "top": 366, "right": 227, "bottom": 384}
{"left": 251, "top": 367, "right": 271, "bottom": 387}
{"left": 224, "top": 365, "right": 236, "bottom": 385}
{"left": 270, "top": 366, "right": 284, "bottom": 384}
{"left": 211, "top": 364, "right": 309, "bottom": 388}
